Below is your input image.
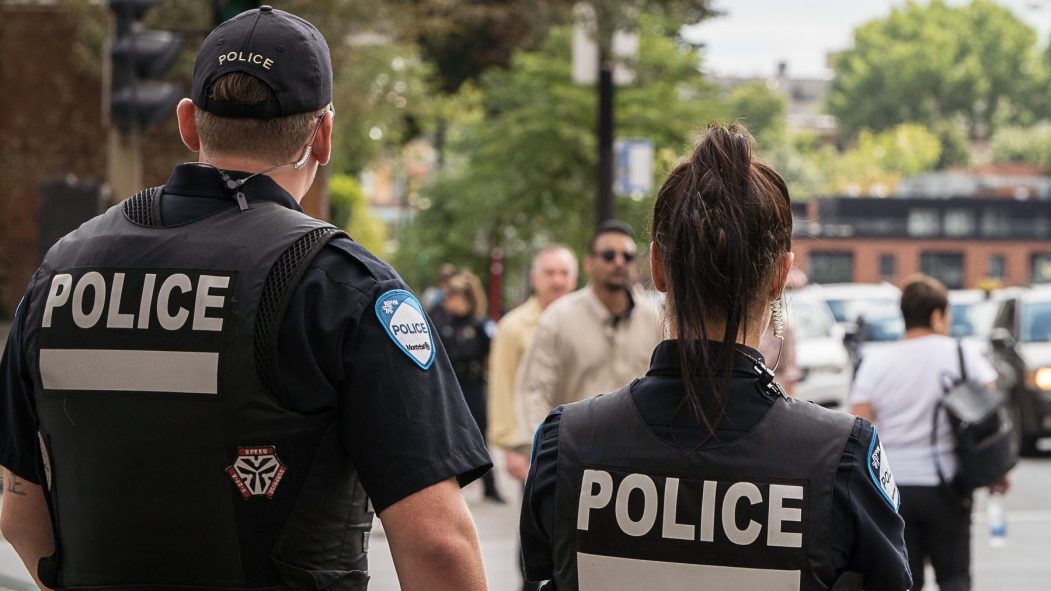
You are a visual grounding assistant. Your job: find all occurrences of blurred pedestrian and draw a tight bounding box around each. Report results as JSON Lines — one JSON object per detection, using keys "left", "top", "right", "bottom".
{"left": 521, "top": 124, "right": 910, "bottom": 590}
{"left": 423, "top": 262, "right": 459, "bottom": 313}
{"left": 852, "top": 274, "right": 1008, "bottom": 591}
{"left": 435, "top": 271, "right": 504, "bottom": 502}
{"left": 0, "top": 7, "right": 490, "bottom": 590}
{"left": 514, "top": 220, "right": 664, "bottom": 441}
{"left": 488, "top": 245, "right": 578, "bottom": 591}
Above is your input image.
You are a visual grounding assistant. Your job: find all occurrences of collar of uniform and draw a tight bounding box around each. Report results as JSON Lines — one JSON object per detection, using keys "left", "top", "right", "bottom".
{"left": 583, "top": 284, "right": 637, "bottom": 325}
{"left": 647, "top": 339, "right": 767, "bottom": 377}
{"left": 163, "top": 163, "right": 304, "bottom": 212}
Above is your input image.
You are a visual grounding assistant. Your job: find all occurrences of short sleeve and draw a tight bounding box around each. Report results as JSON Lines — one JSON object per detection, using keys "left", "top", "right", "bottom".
{"left": 850, "top": 355, "right": 881, "bottom": 405}
{"left": 0, "top": 282, "right": 46, "bottom": 484}
{"left": 962, "top": 342, "right": 998, "bottom": 386}
{"left": 832, "top": 418, "right": 912, "bottom": 590}
{"left": 521, "top": 406, "right": 563, "bottom": 582}
{"left": 278, "top": 239, "right": 492, "bottom": 514}
{"left": 340, "top": 277, "right": 493, "bottom": 513}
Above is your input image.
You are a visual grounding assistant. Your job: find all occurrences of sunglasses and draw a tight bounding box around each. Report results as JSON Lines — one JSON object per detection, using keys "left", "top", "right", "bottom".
{"left": 596, "top": 249, "right": 636, "bottom": 263}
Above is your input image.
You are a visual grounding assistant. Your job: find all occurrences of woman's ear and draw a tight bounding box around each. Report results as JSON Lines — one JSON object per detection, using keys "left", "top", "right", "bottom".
{"left": 650, "top": 242, "right": 667, "bottom": 293}
{"left": 770, "top": 252, "right": 796, "bottom": 299}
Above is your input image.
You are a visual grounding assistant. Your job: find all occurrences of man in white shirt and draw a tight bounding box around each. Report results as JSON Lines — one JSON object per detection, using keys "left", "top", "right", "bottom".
{"left": 852, "top": 275, "right": 1007, "bottom": 591}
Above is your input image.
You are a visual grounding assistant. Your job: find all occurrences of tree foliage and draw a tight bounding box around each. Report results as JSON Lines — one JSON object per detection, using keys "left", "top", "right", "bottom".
{"left": 394, "top": 16, "right": 724, "bottom": 290}
{"left": 329, "top": 174, "right": 390, "bottom": 257}
{"left": 726, "top": 81, "right": 786, "bottom": 148}
{"left": 828, "top": 0, "right": 1045, "bottom": 140}
{"left": 991, "top": 122, "right": 1051, "bottom": 172}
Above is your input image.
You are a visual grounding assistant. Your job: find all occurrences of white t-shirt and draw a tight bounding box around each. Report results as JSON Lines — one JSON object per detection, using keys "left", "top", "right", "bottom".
{"left": 851, "top": 335, "right": 998, "bottom": 486}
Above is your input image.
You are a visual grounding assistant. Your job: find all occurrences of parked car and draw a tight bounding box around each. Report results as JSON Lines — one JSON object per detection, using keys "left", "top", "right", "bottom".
{"left": 786, "top": 293, "right": 852, "bottom": 408}
{"left": 988, "top": 286, "right": 1051, "bottom": 455}
{"left": 799, "top": 283, "right": 902, "bottom": 330}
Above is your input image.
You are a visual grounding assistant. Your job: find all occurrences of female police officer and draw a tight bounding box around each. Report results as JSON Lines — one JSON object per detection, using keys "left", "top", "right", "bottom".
{"left": 520, "top": 124, "right": 911, "bottom": 591}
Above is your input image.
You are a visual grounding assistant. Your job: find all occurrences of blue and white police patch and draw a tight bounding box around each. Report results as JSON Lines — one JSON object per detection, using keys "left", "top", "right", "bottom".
{"left": 866, "top": 427, "right": 900, "bottom": 512}
{"left": 375, "top": 289, "right": 435, "bottom": 370}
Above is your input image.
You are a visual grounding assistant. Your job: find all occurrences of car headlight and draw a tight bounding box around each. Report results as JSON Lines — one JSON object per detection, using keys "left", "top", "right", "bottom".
{"left": 1031, "top": 367, "right": 1051, "bottom": 391}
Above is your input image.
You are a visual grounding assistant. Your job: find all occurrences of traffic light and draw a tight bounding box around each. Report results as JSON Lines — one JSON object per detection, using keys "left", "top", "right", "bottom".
{"left": 109, "top": 0, "right": 183, "bottom": 134}
{"left": 213, "top": 0, "right": 261, "bottom": 25}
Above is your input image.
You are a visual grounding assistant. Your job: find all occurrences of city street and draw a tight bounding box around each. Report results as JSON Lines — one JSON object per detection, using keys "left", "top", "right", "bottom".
{"left": 1, "top": 435, "right": 1050, "bottom": 590}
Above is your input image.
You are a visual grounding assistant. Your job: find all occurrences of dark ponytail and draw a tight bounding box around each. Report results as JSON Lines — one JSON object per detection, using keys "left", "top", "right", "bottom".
{"left": 651, "top": 123, "right": 792, "bottom": 437}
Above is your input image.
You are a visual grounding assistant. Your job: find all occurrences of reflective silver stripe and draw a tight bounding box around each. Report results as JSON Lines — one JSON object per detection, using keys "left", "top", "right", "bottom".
{"left": 577, "top": 553, "right": 800, "bottom": 591}
{"left": 40, "top": 349, "right": 219, "bottom": 394}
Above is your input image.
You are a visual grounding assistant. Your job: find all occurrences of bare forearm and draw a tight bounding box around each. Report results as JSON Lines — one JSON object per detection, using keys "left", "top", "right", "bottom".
{"left": 381, "top": 479, "right": 488, "bottom": 591}
{"left": 1, "top": 469, "right": 54, "bottom": 590}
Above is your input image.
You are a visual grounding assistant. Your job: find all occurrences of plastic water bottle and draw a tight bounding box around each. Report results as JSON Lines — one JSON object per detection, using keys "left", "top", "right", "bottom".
{"left": 988, "top": 491, "right": 1007, "bottom": 547}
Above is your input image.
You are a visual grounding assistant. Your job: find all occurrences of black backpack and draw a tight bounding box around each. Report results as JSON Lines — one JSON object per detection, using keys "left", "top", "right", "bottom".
{"left": 932, "top": 340, "right": 1018, "bottom": 492}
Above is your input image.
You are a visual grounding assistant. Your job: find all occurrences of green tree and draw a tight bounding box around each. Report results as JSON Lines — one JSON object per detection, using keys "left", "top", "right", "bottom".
{"left": 329, "top": 174, "right": 390, "bottom": 257}
{"left": 394, "top": 16, "right": 725, "bottom": 291}
{"left": 816, "top": 123, "right": 943, "bottom": 196}
{"left": 828, "top": 0, "right": 1045, "bottom": 140}
{"left": 991, "top": 122, "right": 1051, "bottom": 172}
{"left": 726, "top": 81, "right": 787, "bottom": 148}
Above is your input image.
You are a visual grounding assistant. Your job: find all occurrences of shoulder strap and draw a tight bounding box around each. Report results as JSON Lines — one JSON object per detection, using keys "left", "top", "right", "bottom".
{"left": 121, "top": 186, "right": 164, "bottom": 226}
{"left": 957, "top": 339, "right": 969, "bottom": 382}
{"left": 255, "top": 225, "right": 348, "bottom": 401}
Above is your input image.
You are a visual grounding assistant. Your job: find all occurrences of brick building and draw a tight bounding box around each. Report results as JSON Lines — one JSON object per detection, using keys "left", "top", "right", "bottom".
{"left": 792, "top": 197, "right": 1051, "bottom": 289}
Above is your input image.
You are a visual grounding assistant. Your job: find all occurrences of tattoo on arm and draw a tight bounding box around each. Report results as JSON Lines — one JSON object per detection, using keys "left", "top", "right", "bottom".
{"left": 4, "top": 473, "right": 27, "bottom": 496}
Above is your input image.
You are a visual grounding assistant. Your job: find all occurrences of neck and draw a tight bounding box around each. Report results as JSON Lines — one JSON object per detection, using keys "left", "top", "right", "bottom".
{"left": 199, "top": 154, "right": 314, "bottom": 203}
{"left": 905, "top": 327, "right": 939, "bottom": 340}
{"left": 590, "top": 283, "right": 630, "bottom": 316}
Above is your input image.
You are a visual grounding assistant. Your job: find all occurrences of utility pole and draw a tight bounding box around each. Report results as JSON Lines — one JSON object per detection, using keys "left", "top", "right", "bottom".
{"left": 596, "top": 47, "right": 615, "bottom": 227}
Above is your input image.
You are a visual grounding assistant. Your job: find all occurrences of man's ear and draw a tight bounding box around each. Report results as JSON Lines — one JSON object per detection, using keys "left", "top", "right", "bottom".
{"left": 313, "top": 108, "right": 334, "bottom": 166}
{"left": 176, "top": 99, "right": 200, "bottom": 153}
{"left": 650, "top": 241, "right": 667, "bottom": 293}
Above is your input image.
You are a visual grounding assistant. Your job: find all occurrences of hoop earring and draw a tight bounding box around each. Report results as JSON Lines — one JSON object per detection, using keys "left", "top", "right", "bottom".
{"left": 292, "top": 146, "right": 313, "bottom": 170}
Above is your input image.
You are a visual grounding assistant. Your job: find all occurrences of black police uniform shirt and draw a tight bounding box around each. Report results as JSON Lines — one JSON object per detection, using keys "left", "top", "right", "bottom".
{"left": 0, "top": 163, "right": 493, "bottom": 514}
{"left": 521, "top": 340, "right": 912, "bottom": 591}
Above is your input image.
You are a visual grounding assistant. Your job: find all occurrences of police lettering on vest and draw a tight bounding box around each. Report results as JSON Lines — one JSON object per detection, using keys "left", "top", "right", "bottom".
{"left": 577, "top": 468, "right": 805, "bottom": 547}
{"left": 572, "top": 467, "right": 810, "bottom": 591}
{"left": 41, "top": 270, "right": 231, "bottom": 331}
{"left": 35, "top": 268, "right": 233, "bottom": 396}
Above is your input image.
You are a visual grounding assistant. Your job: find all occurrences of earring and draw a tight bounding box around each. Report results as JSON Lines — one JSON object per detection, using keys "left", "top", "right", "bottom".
{"left": 771, "top": 296, "right": 785, "bottom": 340}
{"left": 292, "top": 146, "right": 313, "bottom": 170}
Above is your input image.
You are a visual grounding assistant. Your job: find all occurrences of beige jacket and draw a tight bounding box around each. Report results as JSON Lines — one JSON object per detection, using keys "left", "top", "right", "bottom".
{"left": 487, "top": 297, "right": 544, "bottom": 449}
{"left": 513, "top": 286, "right": 664, "bottom": 446}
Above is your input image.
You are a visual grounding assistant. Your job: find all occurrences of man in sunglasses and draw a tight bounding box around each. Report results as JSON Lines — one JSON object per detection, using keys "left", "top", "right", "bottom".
{"left": 514, "top": 220, "right": 664, "bottom": 448}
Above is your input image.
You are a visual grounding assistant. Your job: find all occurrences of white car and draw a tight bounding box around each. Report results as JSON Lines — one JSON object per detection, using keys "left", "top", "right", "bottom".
{"left": 785, "top": 293, "right": 853, "bottom": 409}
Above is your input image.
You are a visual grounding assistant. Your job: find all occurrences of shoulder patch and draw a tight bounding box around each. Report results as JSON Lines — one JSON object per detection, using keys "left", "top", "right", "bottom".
{"left": 375, "top": 289, "right": 435, "bottom": 370}
{"left": 866, "top": 426, "right": 900, "bottom": 512}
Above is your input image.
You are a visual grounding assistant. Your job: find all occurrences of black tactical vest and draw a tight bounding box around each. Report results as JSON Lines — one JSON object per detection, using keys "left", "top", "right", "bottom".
{"left": 21, "top": 189, "right": 373, "bottom": 591}
{"left": 552, "top": 385, "right": 855, "bottom": 591}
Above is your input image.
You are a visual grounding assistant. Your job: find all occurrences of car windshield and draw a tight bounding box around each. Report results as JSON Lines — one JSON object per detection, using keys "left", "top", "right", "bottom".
{"left": 950, "top": 300, "right": 998, "bottom": 338}
{"left": 825, "top": 297, "right": 898, "bottom": 323}
{"left": 860, "top": 313, "right": 904, "bottom": 342}
{"left": 1021, "top": 301, "right": 1051, "bottom": 343}
{"left": 788, "top": 300, "right": 834, "bottom": 340}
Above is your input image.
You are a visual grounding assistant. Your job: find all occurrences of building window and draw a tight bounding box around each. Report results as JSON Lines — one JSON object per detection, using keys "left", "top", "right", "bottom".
{"left": 809, "top": 251, "right": 854, "bottom": 284}
{"left": 1032, "top": 253, "right": 1051, "bottom": 285}
{"left": 908, "top": 208, "right": 940, "bottom": 237}
{"left": 944, "top": 209, "right": 975, "bottom": 237}
{"left": 879, "top": 253, "right": 896, "bottom": 282}
{"left": 981, "top": 208, "right": 1011, "bottom": 238}
{"left": 920, "top": 252, "right": 965, "bottom": 289}
{"left": 988, "top": 254, "right": 1006, "bottom": 280}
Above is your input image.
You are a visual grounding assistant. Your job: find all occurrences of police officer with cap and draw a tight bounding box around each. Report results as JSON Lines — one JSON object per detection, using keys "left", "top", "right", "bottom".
{"left": 0, "top": 6, "right": 491, "bottom": 590}
{"left": 520, "top": 124, "right": 911, "bottom": 590}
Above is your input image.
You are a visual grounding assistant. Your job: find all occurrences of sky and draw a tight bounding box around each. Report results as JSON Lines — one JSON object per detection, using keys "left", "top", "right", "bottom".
{"left": 683, "top": 0, "right": 1051, "bottom": 79}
